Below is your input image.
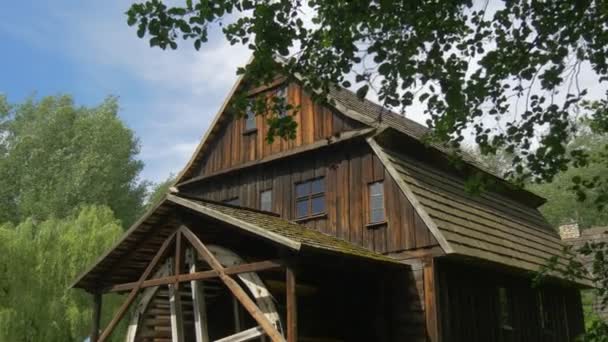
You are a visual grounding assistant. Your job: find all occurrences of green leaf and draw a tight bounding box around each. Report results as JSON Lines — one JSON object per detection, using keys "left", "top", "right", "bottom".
{"left": 356, "top": 85, "right": 369, "bottom": 99}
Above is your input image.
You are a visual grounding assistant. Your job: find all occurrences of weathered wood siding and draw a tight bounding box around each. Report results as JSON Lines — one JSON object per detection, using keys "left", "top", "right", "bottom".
{"left": 436, "top": 259, "right": 585, "bottom": 342}
{"left": 182, "top": 141, "right": 437, "bottom": 254}
{"left": 194, "top": 83, "right": 365, "bottom": 177}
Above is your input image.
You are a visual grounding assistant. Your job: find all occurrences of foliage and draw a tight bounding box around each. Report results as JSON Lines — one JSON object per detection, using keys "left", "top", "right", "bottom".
{"left": 0, "top": 94, "right": 148, "bottom": 226}
{"left": 0, "top": 206, "right": 126, "bottom": 342}
{"left": 126, "top": 0, "right": 608, "bottom": 203}
{"left": 528, "top": 125, "right": 608, "bottom": 227}
{"left": 145, "top": 175, "right": 175, "bottom": 211}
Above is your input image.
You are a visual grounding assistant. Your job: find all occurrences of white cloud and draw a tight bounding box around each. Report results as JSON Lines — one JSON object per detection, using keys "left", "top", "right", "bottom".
{"left": 1, "top": 1, "right": 251, "bottom": 182}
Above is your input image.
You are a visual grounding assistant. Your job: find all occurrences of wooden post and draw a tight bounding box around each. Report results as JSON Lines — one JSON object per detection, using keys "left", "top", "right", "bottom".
{"left": 286, "top": 267, "right": 297, "bottom": 342}
{"left": 91, "top": 292, "right": 102, "bottom": 342}
{"left": 424, "top": 258, "right": 441, "bottom": 342}
{"left": 180, "top": 226, "right": 285, "bottom": 342}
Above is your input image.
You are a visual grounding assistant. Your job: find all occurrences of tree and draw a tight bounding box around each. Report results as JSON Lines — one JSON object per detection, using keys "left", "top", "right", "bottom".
{"left": 0, "top": 95, "right": 147, "bottom": 226}
{"left": 528, "top": 124, "right": 608, "bottom": 228}
{"left": 126, "top": 0, "right": 608, "bottom": 203}
{"left": 0, "top": 205, "right": 126, "bottom": 342}
{"left": 144, "top": 175, "right": 175, "bottom": 211}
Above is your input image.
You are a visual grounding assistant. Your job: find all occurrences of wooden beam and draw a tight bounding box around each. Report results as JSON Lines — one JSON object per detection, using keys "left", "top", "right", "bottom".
{"left": 180, "top": 226, "right": 285, "bottom": 342}
{"left": 90, "top": 292, "right": 102, "bottom": 342}
{"left": 424, "top": 258, "right": 441, "bottom": 342}
{"left": 215, "top": 326, "right": 265, "bottom": 342}
{"left": 175, "top": 231, "right": 183, "bottom": 290}
{"left": 169, "top": 282, "right": 185, "bottom": 342}
{"left": 169, "top": 194, "right": 301, "bottom": 251}
{"left": 176, "top": 127, "right": 376, "bottom": 188}
{"left": 97, "top": 231, "right": 177, "bottom": 342}
{"left": 285, "top": 267, "right": 297, "bottom": 342}
{"left": 107, "top": 260, "right": 283, "bottom": 293}
{"left": 190, "top": 251, "right": 210, "bottom": 342}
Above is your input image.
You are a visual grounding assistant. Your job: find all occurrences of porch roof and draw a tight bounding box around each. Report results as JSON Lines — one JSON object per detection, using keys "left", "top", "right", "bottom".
{"left": 72, "top": 194, "right": 402, "bottom": 292}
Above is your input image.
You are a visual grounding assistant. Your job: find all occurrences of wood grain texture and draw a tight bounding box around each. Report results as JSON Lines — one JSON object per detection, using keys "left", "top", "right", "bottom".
{"left": 183, "top": 142, "right": 437, "bottom": 254}
{"left": 193, "top": 83, "right": 365, "bottom": 178}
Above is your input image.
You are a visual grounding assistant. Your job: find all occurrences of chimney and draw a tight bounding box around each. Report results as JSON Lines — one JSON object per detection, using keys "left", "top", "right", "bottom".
{"left": 558, "top": 222, "right": 580, "bottom": 240}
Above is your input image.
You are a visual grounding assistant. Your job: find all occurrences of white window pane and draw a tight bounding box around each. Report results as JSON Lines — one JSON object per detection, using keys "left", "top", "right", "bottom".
{"left": 311, "top": 195, "right": 325, "bottom": 215}
{"left": 260, "top": 190, "right": 272, "bottom": 212}
{"left": 277, "top": 87, "right": 287, "bottom": 117}
{"left": 370, "top": 208, "right": 385, "bottom": 223}
{"left": 370, "top": 195, "right": 383, "bottom": 210}
{"left": 245, "top": 109, "right": 256, "bottom": 130}
{"left": 370, "top": 182, "right": 383, "bottom": 195}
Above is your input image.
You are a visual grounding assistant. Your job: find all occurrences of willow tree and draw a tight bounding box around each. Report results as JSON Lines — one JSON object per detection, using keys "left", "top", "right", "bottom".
{"left": 0, "top": 95, "right": 147, "bottom": 226}
{"left": 0, "top": 206, "right": 125, "bottom": 342}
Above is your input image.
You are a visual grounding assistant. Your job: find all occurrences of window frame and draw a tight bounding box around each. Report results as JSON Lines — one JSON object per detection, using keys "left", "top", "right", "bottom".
{"left": 243, "top": 103, "right": 257, "bottom": 133}
{"left": 367, "top": 181, "right": 386, "bottom": 225}
{"left": 260, "top": 189, "right": 273, "bottom": 212}
{"left": 276, "top": 86, "right": 288, "bottom": 117}
{"left": 294, "top": 177, "right": 326, "bottom": 219}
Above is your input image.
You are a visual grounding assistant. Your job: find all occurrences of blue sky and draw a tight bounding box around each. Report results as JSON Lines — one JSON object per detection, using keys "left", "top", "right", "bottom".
{"left": 2, "top": 1, "right": 606, "bottom": 184}
{"left": 0, "top": 1, "right": 250, "bottom": 183}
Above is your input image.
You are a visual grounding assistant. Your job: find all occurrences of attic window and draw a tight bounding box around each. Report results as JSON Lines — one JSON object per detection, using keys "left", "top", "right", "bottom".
{"left": 276, "top": 86, "right": 287, "bottom": 117}
{"left": 260, "top": 189, "right": 272, "bottom": 212}
{"left": 295, "top": 177, "right": 325, "bottom": 218}
{"left": 244, "top": 104, "right": 256, "bottom": 132}
{"left": 368, "top": 181, "right": 385, "bottom": 224}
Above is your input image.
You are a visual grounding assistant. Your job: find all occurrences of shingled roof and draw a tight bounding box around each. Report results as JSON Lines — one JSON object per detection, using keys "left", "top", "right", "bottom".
{"left": 369, "top": 139, "right": 587, "bottom": 285}
{"left": 72, "top": 194, "right": 401, "bottom": 291}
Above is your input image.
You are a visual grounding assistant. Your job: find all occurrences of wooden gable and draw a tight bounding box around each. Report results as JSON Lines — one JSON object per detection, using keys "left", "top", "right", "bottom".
{"left": 178, "top": 80, "right": 365, "bottom": 183}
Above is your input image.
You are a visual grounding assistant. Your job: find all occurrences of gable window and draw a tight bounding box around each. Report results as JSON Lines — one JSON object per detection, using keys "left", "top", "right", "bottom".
{"left": 223, "top": 197, "right": 240, "bottom": 206}
{"left": 368, "top": 181, "right": 385, "bottom": 224}
{"left": 260, "top": 189, "right": 272, "bottom": 212}
{"left": 244, "top": 104, "right": 256, "bottom": 132}
{"left": 295, "top": 177, "right": 325, "bottom": 218}
{"left": 276, "top": 86, "right": 288, "bottom": 117}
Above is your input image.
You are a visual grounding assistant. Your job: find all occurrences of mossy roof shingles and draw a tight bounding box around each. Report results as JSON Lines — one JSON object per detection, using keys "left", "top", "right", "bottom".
{"left": 170, "top": 195, "right": 400, "bottom": 264}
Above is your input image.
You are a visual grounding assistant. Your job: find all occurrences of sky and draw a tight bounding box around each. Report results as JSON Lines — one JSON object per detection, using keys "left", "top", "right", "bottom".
{"left": 0, "top": 1, "right": 250, "bottom": 183}
{"left": 1, "top": 1, "right": 605, "bottom": 184}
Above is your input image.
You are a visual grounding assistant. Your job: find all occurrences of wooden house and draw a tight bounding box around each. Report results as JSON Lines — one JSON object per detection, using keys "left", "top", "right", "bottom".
{"left": 72, "top": 72, "right": 587, "bottom": 342}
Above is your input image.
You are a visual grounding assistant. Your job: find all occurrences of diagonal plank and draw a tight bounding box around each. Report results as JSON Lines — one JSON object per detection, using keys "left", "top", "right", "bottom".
{"left": 98, "top": 231, "right": 177, "bottom": 342}
{"left": 180, "top": 226, "right": 286, "bottom": 342}
{"left": 215, "top": 326, "right": 265, "bottom": 342}
{"left": 107, "top": 260, "right": 282, "bottom": 293}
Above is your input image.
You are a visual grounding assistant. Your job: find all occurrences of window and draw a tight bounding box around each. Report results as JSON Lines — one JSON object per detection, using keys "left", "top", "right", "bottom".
{"left": 260, "top": 189, "right": 272, "bottom": 212}
{"left": 223, "top": 197, "right": 240, "bottom": 206}
{"left": 498, "top": 287, "right": 513, "bottom": 330}
{"left": 244, "top": 104, "right": 256, "bottom": 131}
{"left": 538, "top": 291, "right": 554, "bottom": 336}
{"left": 276, "top": 86, "right": 287, "bottom": 117}
{"left": 295, "top": 177, "right": 325, "bottom": 218}
{"left": 368, "top": 181, "right": 385, "bottom": 223}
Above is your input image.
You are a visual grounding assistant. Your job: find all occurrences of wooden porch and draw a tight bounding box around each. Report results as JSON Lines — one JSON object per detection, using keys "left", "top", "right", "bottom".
{"left": 72, "top": 195, "right": 407, "bottom": 342}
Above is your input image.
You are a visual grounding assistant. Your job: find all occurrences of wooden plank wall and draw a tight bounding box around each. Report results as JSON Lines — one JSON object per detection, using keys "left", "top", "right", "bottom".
{"left": 183, "top": 141, "right": 438, "bottom": 254}
{"left": 195, "top": 83, "right": 365, "bottom": 177}
{"left": 436, "top": 259, "right": 585, "bottom": 342}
